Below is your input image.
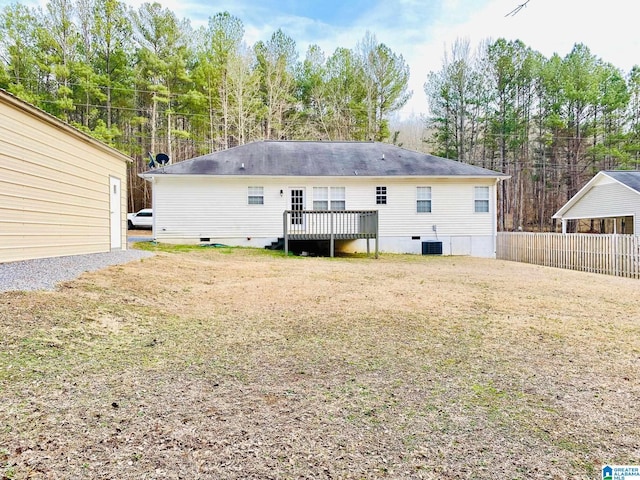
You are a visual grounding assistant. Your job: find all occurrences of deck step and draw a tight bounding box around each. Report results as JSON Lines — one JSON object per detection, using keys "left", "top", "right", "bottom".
{"left": 265, "top": 237, "right": 284, "bottom": 250}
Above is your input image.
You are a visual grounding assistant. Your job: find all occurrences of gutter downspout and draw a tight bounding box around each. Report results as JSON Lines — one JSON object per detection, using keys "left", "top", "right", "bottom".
{"left": 151, "top": 176, "right": 157, "bottom": 242}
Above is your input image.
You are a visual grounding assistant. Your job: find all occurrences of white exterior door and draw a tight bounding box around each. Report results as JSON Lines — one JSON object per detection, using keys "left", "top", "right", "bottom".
{"left": 110, "top": 177, "right": 122, "bottom": 249}
{"left": 289, "top": 188, "right": 305, "bottom": 230}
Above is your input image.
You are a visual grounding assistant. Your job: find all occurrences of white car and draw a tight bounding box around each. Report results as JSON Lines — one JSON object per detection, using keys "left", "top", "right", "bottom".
{"left": 127, "top": 208, "right": 153, "bottom": 229}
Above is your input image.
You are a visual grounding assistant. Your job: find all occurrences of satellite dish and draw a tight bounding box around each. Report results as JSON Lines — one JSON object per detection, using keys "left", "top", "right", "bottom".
{"left": 155, "top": 153, "right": 170, "bottom": 165}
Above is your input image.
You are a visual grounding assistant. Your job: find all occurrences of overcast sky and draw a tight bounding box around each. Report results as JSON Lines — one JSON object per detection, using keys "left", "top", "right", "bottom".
{"left": 2, "top": 0, "right": 638, "bottom": 118}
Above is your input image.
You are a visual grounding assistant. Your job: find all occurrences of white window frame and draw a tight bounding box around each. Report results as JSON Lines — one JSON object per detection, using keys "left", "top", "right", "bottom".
{"left": 313, "top": 186, "right": 346, "bottom": 210}
{"left": 376, "top": 186, "right": 387, "bottom": 205}
{"left": 313, "top": 187, "right": 329, "bottom": 210}
{"left": 474, "top": 186, "right": 490, "bottom": 213}
{"left": 248, "top": 186, "right": 264, "bottom": 205}
{"left": 330, "top": 187, "right": 346, "bottom": 210}
{"left": 417, "top": 186, "right": 432, "bottom": 213}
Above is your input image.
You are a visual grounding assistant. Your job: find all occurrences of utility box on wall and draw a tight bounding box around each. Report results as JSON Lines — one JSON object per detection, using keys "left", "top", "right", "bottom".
{"left": 422, "top": 241, "right": 443, "bottom": 255}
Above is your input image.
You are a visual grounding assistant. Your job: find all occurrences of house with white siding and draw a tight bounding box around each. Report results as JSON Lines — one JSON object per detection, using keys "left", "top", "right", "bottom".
{"left": 140, "top": 141, "right": 508, "bottom": 257}
{"left": 0, "top": 89, "right": 131, "bottom": 263}
{"left": 553, "top": 170, "right": 640, "bottom": 234}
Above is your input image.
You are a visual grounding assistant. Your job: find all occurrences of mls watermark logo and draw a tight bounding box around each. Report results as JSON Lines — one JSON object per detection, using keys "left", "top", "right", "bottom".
{"left": 603, "top": 465, "right": 640, "bottom": 480}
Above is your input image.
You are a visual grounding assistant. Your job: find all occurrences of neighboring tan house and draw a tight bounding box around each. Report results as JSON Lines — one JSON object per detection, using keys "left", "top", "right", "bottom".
{"left": 553, "top": 170, "right": 640, "bottom": 234}
{"left": 140, "top": 141, "right": 508, "bottom": 257}
{"left": 0, "top": 89, "right": 131, "bottom": 263}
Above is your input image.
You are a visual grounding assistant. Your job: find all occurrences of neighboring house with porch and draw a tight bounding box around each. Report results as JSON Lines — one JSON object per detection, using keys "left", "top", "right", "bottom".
{"left": 553, "top": 170, "right": 640, "bottom": 234}
{"left": 0, "top": 88, "right": 131, "bottom": 263}
{"left": 140, "top": 140, "right": 508, "bottom": 257}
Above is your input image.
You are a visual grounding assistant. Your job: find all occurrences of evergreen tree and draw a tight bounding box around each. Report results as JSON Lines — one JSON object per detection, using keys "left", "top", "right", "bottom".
{"left": 254, "top": 29, "right": 298, "bottom": 140}
{"left": 357, "top": 32, "right": 411, "bottom": 141}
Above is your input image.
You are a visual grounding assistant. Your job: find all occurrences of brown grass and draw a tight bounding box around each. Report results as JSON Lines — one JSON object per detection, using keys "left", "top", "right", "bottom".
{"left": 1, "top": 246, "right": 640, "bottom": 479}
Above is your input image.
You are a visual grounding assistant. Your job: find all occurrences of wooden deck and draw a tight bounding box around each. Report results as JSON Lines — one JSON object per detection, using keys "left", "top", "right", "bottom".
{"left": 283, "top": 210, "right": 379, "bottom": 257}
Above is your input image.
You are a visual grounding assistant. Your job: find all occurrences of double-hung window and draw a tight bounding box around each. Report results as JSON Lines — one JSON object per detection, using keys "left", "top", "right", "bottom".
{"left": 313, "top": 187, "right": 329, "bottom": 210}
{"left": 330, "top": 187, "right": 346, "bottom": 210}
{"left": 474, "top": 186, "right": 490, "bottom": 213}
{"left": 376, "top": 186, "right": 387, "bottom": 205}
{"left": 248, "top": 186, "right": 264, "bottom": 205}
{"left": 417, "top": 186, "right": 432, "bottom": 213}
{"left": 313, "top": 187, "right": 346, "bottom": 210}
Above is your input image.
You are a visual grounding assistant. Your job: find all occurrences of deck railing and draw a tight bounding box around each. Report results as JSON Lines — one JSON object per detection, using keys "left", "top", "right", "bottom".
{"left": 283, "top": 210, "right": 378, "bottom": 257}
{"left": 497, "top": 232, "right": 640, "bottom": 278}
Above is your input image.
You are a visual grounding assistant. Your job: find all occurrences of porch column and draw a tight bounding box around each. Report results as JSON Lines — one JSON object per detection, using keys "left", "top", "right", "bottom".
{"left": 561, "top": 219, "right": 567, "bottom": 234}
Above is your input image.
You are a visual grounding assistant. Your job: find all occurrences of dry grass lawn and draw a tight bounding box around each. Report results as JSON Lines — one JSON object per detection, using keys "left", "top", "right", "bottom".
{"left": 1, "top": 245, "right": 640, "bottom": 479}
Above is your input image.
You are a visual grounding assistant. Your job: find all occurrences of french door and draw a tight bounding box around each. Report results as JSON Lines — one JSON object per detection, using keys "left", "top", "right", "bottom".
{"left": 290, "top": 188, "right": 305, "bottom": 227}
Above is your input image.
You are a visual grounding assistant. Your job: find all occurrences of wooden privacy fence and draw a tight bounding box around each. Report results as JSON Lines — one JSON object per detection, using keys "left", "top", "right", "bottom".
{"left": 496, "top": 232, "right": 640, "bottom": 279}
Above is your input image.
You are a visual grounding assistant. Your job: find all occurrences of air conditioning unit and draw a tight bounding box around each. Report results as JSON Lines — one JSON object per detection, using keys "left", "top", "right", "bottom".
{"left": 422, "top": 241, "right": 443, "bottom": 255}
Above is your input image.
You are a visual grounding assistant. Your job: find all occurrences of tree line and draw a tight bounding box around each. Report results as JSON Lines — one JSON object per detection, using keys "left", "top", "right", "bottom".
{"left": 425, "top": 38, "right": 640, "bottom": 232}
{"left": 3, "top": 0, "right": 638, "bottom": 232}
{"left": 0, "top": 0, "right": 411, "bottom": 210}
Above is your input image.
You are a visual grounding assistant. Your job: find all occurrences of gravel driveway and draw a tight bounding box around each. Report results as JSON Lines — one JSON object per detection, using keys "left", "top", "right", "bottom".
{"left": 0, "top": 248, "right": 154, "bottom": 293}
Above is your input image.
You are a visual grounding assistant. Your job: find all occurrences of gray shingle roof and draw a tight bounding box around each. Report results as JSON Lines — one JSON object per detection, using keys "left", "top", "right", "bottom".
{"left": 142, "top": 141, "right": 506, "bottom": 178}
{"left": 605, "top": 170, "right": 640, "bottom": 193}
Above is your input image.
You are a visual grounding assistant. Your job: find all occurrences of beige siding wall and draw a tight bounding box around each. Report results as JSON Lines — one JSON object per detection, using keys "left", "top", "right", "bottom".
{"left": 152, "top": 176, "right": 497, "bottom": 252}
{"left": 0, "top": 93, "right": 129, "bottom": 262}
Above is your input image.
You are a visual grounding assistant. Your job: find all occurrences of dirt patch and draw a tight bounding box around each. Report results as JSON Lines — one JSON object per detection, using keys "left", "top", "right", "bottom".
{"left": 1, "top": 246, "right": 639, "bottom": 479}
{"left": 127, "top": 229, "right": 153, "bottom": 237}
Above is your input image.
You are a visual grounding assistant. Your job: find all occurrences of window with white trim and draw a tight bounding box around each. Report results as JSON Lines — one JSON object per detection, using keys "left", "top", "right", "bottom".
{"left": 376, "top": 186, "right": 387, "bottom": 205}
{"left": 330, "top": 187, "right": 346, "bottom": 210}
{"left": 313, "top": 187, "right": 346, "bottom": 210}
{"left": 417, "top": 186, "right": 432, "bottom": 213}
{"left": 474, "top": 186, "right": 490, "bottom": 213}
{"left": 313, "top": 187, "right": 328, "bottom": 210}
{"left": 248, "top": 186, "right": 264, "bottom": 205}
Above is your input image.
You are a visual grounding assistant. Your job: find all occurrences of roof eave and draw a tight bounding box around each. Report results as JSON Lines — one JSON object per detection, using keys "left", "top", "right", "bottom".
{"left": 553, "top": 171, "right": 640, "bottom": 218}
{"left": 139, "top": 172, "right": 510, "bottom": 179}
{"left": 606, "top": 172, "right": 640, "bottom": 196}
{"left": 1, "top": 88, "right": 132, "bottom": 164}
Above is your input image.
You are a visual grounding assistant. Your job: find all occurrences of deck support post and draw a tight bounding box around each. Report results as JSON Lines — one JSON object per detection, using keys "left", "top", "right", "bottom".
{"left": 375, "top": 210, "right": 379, "bottom": 259}
{"left": 283, "top": 211, "right": 289, "bottom": 256}
{"left": 330, "top": 211, "right": 335, "bottom": 258}
{"left": 282, "top": 210, "right": 378, "bottom": 258}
